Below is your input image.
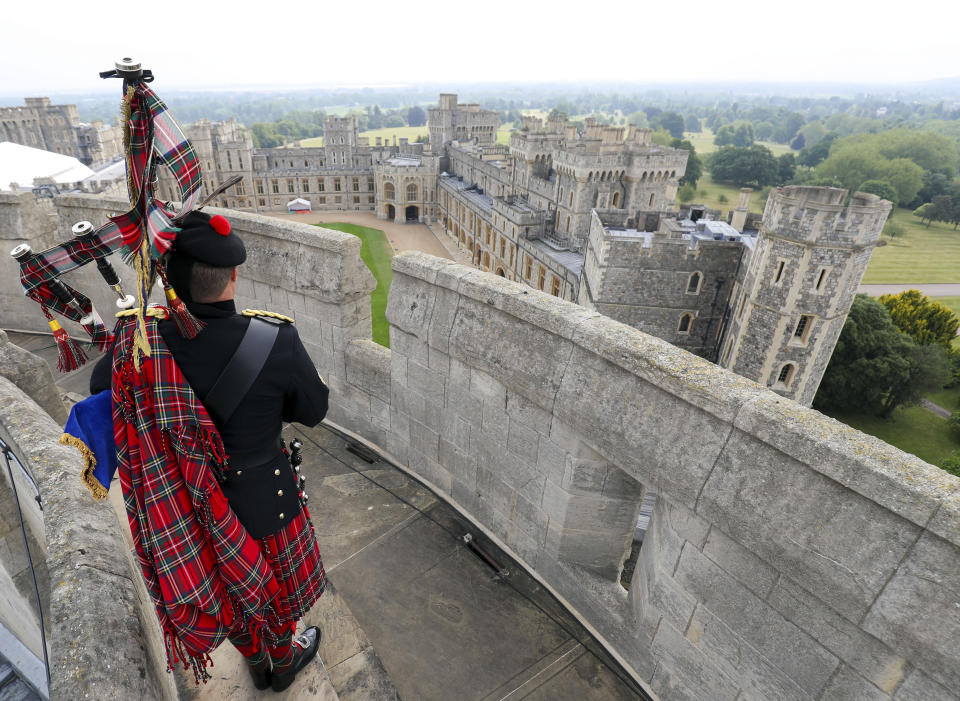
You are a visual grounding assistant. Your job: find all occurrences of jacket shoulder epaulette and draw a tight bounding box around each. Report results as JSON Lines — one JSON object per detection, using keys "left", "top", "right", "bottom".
{"left": 116, "top": 305, "right": 169, "bottom": 319}
{"left": 241, "top": 309, "right": 294, "bottom": 324}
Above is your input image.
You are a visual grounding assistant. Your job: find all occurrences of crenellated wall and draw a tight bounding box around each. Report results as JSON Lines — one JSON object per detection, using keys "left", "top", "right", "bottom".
{"left": 2, "top": 195, "right": 958, "bottom": 701}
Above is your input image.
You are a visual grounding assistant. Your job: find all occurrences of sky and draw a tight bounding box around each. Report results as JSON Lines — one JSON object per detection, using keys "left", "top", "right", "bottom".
{"left": 1, "top": 0, "right": 957, "bottom": 96}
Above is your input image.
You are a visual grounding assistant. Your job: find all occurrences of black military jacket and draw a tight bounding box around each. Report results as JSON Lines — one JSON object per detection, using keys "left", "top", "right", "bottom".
{"left": 91, "top": 299, "right": 328, "bottom": 538}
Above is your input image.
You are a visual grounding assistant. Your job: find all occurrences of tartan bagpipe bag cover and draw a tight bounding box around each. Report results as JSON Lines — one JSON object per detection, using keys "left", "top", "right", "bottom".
{"left": 111, "top": 313, "right": 288, "bottom": 683}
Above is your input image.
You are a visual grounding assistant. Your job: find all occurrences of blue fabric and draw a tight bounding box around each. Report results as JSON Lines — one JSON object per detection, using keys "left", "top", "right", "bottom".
{"left": 63, "top": 389, "right": 117, "bottom": 492}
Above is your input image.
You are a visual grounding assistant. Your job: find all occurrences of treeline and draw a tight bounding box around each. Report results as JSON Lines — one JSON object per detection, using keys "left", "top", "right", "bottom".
{"left": 248, "top": 105, "right": 428, "bottom": 147}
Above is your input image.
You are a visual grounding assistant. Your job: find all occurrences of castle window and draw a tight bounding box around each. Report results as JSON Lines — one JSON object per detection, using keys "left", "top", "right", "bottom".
{"left": 256, "top": 181, "right": 264, "bottom": 195}
{"left": 368, "top": 177, "right": 375, "bottom": 191}
{"left": 687, "top": 272, "right": 702, "bottom": 294}
{"left": 302, "top": 179, "right": 309, "bottom": 192}
{"left": 649, "top": 193, "right": 655, "bottom": 207}
{"left": 227, "top": 151, "right": 232, "bottom": 169}
{"left": 384, "top": 182, "right": 395, "bottom": 200}
{"left": 407, "top": 183, "right": 418, "bottom": 201}
{"left": 537, "top": 267, "right": 546, "bottom": 291}
{"left": 774, "top": 260, "right": 786, "bottom": 284}
{"left": 678, "top": 313, "right": 692, "bottom": 334}
{"left": 775, "top": 363, "right": 796, "bottom": 389}
{"left": 318, "top": 180, "right": 325, "bottom": 192}
{"left": 499, "top": 238, "right": 506, "bottom": 258}
{"left": 334, "top": 178, "right": 342, "bottom": 192}
{"left": 319, "top": 196, "right": 326, "bottom": 204}
{"left": 524, "top": 257, "right": 532, "bottom": 280}
{"left": 287, "top": 179, "right": 295, "bottom": 193}
{"left": 352, "top": 178, "right": 360, "bottom": 192}
{"left": 551, "top": 277, "right": 561, "bottom": 296}
{"left": 793, "top": 315, "right": 814, "bottom": 343}
{"left": 271, "top": 180, "right": 279, "bottom": 194}
{"left": 738, "top": 293, "right": 747, "bottom": 319}
{"left": 815, "top": 268, "right": 828, "bottom": 291}
{"left": 353, "top": 195, "right": 360, "bottom": 205}
{"left": 368, "top": 195, "right": 375, "bottom": 204}
{"left": 258, "top": 198, "right": 266, "bottom": 207}
{"left": 612, "top": 192, "right": 620, "bottom": 208}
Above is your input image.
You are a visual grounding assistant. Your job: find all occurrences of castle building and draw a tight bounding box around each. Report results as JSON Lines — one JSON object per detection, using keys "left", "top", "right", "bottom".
{"left": 0, "top": 97, "right": 122, "bottom": 168}
{"left": 4, "top": 93, "right": 890, "bottom": 406}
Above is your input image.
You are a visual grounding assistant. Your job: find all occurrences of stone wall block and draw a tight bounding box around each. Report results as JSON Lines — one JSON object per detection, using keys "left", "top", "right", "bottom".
{"left": 559, "top": 454, "right": 608, "bottom": 496}
{"left": 862, "top": 531, "right": 960, "bottom": 691}
{"left": 536, "top": 437, "right": 568, "bottom": 487}
{"left": 385, "top": 269, "right": 437, "bottom": 339}
{"left": 554, "top": 346, "right": 730, "bottom": 509}
{"left": 450, "top": 296, "right": 568, "bottom": 412}
{"left": 543, "top": 522, "right": 632, "bottom": 578}
{"left": 602, "top": 465, "right": 646, "bottom": 501}
{"left": 634, "top": 521, "right": 696, "bottom": 631}
{"left": 673, "top": 543, "right": 839, "bottom": 694}
{"left": 649, "top": 620, "right": 740, "bottom": 701}
{"left": 766, "top": 576, "right": 906, "bottom": 693}
{"left": 408, "top": 419, "right": 440, "bottom": 462}
{"left": 407, "top": 358, "right": 446, "bottom": 404}
{"left": 445, "top": 384, "right": 482, "bottom": 426}
{"left": 345, "top": 340, "right": 390, "bottom": 398}
{"left": 506, "top": 389, "right": 553, "bottom": 435}
{"left": 734, "top": 392, "right": 957, "bottom": 531}
{"left": 438, "top": 437, "right": 477, "bottom": 486}
{"left": 542, "top": 480, "right": 641, "bottom": 535}
{"left": 697, "top": 429, "right": 921, "bottom": 622}
{"left": 894, "top": 668, "right": 955, "bottom": 700}
{"left": 818, "top": 665, "right": 889, "bottom": 701}
{"left": 684, "top": 604, "right": 809, "bottom": 701}
{"left": 506, "top": 418, "right": 539, "bottom": 464}
{"left": 702, "top": 526, "right": 778, "bottom": 599}
{"left": 661, "top": 499, "right": 711, "bottom": 551}
{"left": 390, "top": 328, "right": 429, "bottom": 366}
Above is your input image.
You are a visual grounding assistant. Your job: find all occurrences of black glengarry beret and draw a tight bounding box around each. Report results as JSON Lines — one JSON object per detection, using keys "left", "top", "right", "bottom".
{"left": 172, "top": 211, "right": 246, "bottom": 267}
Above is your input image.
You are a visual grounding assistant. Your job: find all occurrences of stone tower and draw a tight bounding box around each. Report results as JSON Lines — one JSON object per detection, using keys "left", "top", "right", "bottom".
{"left": 323, "top": 115, "right": 359, "bottom": 168}
{"left": 718, "top": 186, "right": 891, "bottom": 405}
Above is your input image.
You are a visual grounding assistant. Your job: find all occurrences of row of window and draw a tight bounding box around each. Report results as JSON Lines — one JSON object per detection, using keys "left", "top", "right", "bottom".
{"left": 773, "top": 259, "right": 830, "bottom": 292}
{"left": 255, "top": 176, "right": 375, "bottom": 195}
{"left": 253, "top": 195, "right": 374, "bottom": 207}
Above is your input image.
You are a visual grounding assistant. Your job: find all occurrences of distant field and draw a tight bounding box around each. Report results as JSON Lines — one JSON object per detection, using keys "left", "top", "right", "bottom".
{"left": 862, "top": 210, "right": 960, "bottom": 284}
{"left": 315, "top": 222, "right": 392, "bottom": 347}
{"left": 688, "top": 174, "right": 768, "bottom": 215}
{"left": 684, "top": 127, "right": 791, "bottom": 157}
{"left": 297, "top": 125, "right": 429, "bottom": 148}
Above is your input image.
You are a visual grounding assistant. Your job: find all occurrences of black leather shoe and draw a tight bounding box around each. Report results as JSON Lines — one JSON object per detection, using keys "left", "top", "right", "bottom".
{"left": 271, "top": 626, "right": 322, "bottom": 693}
{"left": 246, "top": 664, "right": 271, "bottom": 691}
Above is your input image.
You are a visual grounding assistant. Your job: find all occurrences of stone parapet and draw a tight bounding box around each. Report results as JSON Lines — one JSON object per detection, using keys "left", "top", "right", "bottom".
{"left": 326, "top": 251, "right": 959, "bottom": 701}
{"left": 0, "top": 376, "right": 172, "bottom": 700}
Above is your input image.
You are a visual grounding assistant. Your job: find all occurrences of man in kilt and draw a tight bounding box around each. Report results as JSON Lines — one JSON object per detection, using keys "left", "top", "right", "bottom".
{"left": 91, "top": 211, "right": 329, "bottom": 692}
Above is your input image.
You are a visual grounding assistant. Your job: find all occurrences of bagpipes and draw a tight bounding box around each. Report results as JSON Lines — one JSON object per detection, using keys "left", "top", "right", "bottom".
{"left": 10, "top": 58, "right": 241, "bottom": 372}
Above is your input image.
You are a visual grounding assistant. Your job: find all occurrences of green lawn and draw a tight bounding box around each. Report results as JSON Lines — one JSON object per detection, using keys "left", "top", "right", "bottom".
{"left": 315, "top": 222, "right": 392, "bottom": 347}
{"left": 298, "top": 125, "right": 429, "bottom": 148}
{"left": 683, "top": 127, "right": 791, "bottom": 157}
{"left": 863, "top": 209, "right": 960, "bottom": 284}
{"left": 823, "top": 405, "right": 960, "bottom": 476}
{"left": 688, "top": 173, "right": 769, "bottom": 215}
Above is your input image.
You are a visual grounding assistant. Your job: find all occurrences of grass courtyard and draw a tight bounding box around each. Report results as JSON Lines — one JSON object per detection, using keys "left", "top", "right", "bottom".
{"left": 315, "top": 222, "right": 393, "bottom": 348}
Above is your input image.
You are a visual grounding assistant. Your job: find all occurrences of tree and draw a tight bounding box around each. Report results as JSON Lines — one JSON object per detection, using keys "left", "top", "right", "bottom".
{"left": 858, "top": 179, "right": 898, "bottom": 207}
{"left": 407, "top": 106, "right": 427, "bottom": 127}
{"left": 714, "top": 124, "right": 736, "bottom": 147}
{"left": 732, "top": 123, "right": 754, "bottom": 147}
{"left": 814, "top": 295, "right": 950, "bottom": 417}
{"left": 797, "top": 133, "right": 838, "bottom": 167}
{"left": 677, "top": 183, "right": 696, "bottom": 203}
{"left": 672, "top": 138, "right": 702, "bottom": 187}
{"left": 684, "top": 114, "right": 702, "bottom": 133}
{"left": 878, "top": 289, "right": 960, "bottom": 350}
{"left": 913, "top": 203, "right": 936, "bottom": 227}
{"left": 777, "top": 153, "right": 796, "bottom": 183}
{"left": 790, "top": 133, "right": 806, "bottom": 150}
{"left": 708, "top": 145, "right": 778, "bottom": 187}
{"left": 657, "top": 111, "right": 685, "bottom": 139}
{"left": 929, "top": 194, "right": 955, "bottom": 225}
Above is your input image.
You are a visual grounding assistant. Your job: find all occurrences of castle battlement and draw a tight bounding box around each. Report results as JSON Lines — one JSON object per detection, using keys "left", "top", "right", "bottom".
{"left": 761, "top": 185, "right": 892, "bottom": 247}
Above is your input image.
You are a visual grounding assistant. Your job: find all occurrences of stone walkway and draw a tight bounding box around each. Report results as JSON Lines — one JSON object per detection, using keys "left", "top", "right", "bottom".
{"left": 9, "top": 332, "right": 645, "bottom": 700}
{"left": 265, "top": 211, "right": 452, "bottom": 260}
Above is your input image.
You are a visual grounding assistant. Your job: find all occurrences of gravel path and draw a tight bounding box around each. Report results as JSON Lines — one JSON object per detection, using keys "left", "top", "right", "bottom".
{"left": 265, "top": 211, "right": 452, "bottom": 260}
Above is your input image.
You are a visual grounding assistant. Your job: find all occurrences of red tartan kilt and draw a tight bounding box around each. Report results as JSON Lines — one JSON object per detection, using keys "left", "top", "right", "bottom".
{"left": 258, "top": 507, "right": 326, "bottom": 623}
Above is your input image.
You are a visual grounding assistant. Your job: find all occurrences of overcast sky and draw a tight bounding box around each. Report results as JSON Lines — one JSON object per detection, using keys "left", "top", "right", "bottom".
{"left": 1, "top": 0, "right": 957, "bottom": 96}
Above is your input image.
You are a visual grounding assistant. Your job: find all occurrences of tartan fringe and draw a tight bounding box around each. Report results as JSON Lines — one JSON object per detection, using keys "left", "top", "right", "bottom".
{"left": 59, "top": 433, "right": 108, "bottom": 500}
{"left": 51, "top": 324, "right": 88, "bottom": 372}
{"left": 164, "top": 629, "right": 213, "bottom": 686}
{"left": 158, "top": 265, "right": 204, "bottom": 339}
